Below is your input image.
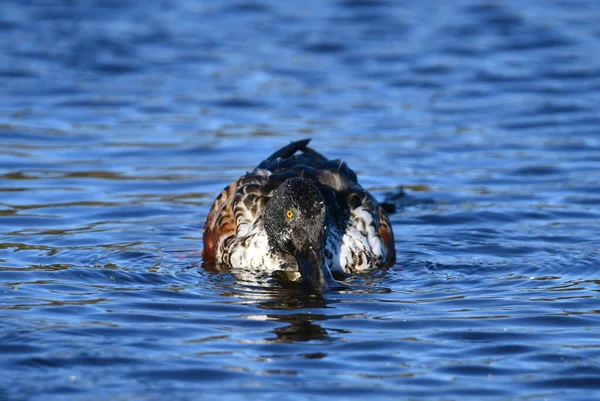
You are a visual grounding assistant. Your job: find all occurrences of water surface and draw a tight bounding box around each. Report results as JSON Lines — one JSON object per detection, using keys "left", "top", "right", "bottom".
{"left": 1, "top": 1, "right": 600, "bottom": 400}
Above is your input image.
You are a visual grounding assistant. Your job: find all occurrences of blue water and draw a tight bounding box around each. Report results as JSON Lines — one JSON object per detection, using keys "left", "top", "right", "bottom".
{"left": 1, "top": 1, "right": 600, "bottom": 400}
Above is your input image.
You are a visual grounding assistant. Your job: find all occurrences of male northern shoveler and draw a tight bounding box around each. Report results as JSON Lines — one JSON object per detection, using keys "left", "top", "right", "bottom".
{"left": 202, "top": 139, "right": 395, "bottom": 289}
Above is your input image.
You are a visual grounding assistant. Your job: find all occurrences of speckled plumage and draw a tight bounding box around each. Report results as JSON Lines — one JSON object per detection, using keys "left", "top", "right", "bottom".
{"left": 202, "top": 139, "right": 395, "bottom": 274}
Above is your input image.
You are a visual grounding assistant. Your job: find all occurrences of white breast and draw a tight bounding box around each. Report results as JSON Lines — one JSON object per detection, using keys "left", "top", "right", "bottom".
{"left": 326, "top": 206, "right": 386, "bottom": 273}
{"left": 226, "top": 224, "right": 282, "bottom": 272}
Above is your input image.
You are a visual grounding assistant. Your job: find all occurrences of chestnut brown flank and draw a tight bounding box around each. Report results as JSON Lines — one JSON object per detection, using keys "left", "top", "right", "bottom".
{"left": 202, "top": 181, "right": 238, "bottom": 262}
{"left": 378, "top": 205, "right": 396, "bottom": 266}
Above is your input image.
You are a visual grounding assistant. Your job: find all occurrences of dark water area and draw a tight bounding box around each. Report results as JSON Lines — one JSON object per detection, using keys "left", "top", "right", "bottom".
{"left": 1, "top": 0, "right": 600, "bottom": 400}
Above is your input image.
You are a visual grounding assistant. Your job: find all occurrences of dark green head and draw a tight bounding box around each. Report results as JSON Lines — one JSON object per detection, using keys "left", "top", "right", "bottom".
{"left": 264, "top": 177, "right": 330, "bottom": 289}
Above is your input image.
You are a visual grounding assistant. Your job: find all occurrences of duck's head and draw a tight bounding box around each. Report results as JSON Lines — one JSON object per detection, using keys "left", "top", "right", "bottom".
{"left": 264, "top": 177, "right": 332, "bottom": 290}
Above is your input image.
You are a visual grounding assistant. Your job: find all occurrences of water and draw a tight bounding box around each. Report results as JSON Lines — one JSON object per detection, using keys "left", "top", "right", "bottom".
{"left": 1, "top": 0, "right": 600, "bottom": 400}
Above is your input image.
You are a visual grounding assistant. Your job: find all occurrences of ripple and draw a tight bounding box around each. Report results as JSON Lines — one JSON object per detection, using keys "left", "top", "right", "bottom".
{"left": 2, "top": 0, "right": 600, "bottom": 400}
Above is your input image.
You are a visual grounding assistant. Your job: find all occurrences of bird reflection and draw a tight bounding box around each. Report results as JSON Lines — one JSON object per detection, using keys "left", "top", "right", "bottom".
{"left": 268, "top": 313, "right": 329, "bottom": 343}
{"left": 199, "top": 261, "right": 390, "bottom": 344}
{"left": 201, "top": 262, "right": 330, "bottom": 308}
{"left": 200, "top": 262, "right": 333, "bottom": 343}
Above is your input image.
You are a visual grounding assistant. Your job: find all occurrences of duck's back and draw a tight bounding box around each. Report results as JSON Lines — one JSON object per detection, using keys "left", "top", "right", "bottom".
{"left": 202, "top": 139, "right": 395, "bottom": 272}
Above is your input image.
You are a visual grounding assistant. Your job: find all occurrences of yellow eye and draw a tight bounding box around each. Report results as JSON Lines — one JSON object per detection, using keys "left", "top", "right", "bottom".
{"left": 286, "top": 210, "right": 294, "bottom": 219}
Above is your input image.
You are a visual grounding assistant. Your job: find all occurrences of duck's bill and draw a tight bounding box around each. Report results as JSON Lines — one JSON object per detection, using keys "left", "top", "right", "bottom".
{"left": 295, "top": 247, "right": 338, "bottom": 291}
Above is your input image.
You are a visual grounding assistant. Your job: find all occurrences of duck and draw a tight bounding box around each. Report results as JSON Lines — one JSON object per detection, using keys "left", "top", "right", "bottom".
{"left": 202, "top": 139, "right": 395, "bottom": 289}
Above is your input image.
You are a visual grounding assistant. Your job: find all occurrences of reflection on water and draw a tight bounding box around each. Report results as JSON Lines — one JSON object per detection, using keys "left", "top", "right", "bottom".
{"left": 267, "top": 313, "right": 330, "bottom": 343}
{"left": 2, "top": 0, "right": 600, "bottom": 400}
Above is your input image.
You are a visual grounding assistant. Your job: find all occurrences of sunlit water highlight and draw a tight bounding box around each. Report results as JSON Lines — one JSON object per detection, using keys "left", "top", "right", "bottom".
{"left": 1, "top": 1, "right": 600, "bottom": 400}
